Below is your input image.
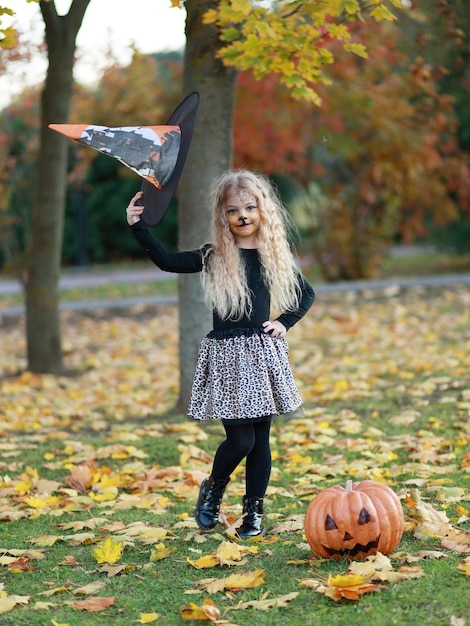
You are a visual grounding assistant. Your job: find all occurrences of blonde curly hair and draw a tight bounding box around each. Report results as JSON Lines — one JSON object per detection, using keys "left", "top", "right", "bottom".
{"left": 201, "top": 169, "right": 301, "bottom": 321}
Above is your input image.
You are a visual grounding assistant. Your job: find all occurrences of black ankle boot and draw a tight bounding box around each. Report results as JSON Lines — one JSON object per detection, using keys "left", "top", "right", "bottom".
{"left": 194, "top": 476, "right": 229, "bottom": 531}
{"left": 236, "top": 496, "right": 266, "bottom": 540}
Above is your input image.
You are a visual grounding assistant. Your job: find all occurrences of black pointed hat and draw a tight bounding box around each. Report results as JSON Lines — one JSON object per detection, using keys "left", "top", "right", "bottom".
{"left": 49, "top": 91, "right": 200, "bottom": 226}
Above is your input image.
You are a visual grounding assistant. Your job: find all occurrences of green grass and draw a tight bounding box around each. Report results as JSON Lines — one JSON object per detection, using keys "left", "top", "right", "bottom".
{"left": 1, "top": 397, "right": 468, "bottom": 626}
{"left": 0, "top": 278, "right": 178, "bottom": 309}
{"left": 380, "top": 249, "right": 470, "bottom": 278}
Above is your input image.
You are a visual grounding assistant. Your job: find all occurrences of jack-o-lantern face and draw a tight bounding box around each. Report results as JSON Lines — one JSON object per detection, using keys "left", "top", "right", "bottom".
{"left": 322, "top": 507, "right": 380, "bottom": 558}
{"left": 305, "top": 480, "right": 404, "bottom": 561}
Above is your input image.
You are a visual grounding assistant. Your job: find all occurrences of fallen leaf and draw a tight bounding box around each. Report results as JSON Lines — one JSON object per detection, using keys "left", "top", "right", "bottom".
{"left": 269, "top": 515, "right": 305, "bottom": 534}
{"left": 191, "top": 570, "right": 265, "bottom": 593}
{"left": 187, "top": 554, "right": 220, "bottom": 569}
{"left": 39, "top": 586, "right": 70, "bottom": 596}
{"left": 405, "top": 550, "right": 448, "bottom": 562}
{"left": 320, "top": 573, "right": 383, "bottom": 601}
{"left": 98, "top": 563, "right": 129, "bottom": 577}
{"left": 92, "top": 537, "right": 123, "bottom": 564}
{"left": 457, "top": 556, "right": 470, "bottom": 576}
{"left": 181, "top": 597, "right": 221, "bottom": 621}
{"left": 223, "top": 569, "right": 266, "bottom": 590}
{"left": 73, "top": 596, "right": 115, "bottom": 612}
{"left": 60, "top": 555, "right": 81, "bottom": 566}
{"left": 73, "top": 580, "right": 107, "bottom": 595}
{"left": 230, "top": 591, "right": 299, "bottom": 610}
{"left": 0, "top": 595, "right": 30, "bottom": 614}
{"left": 149, "top": 544, "right": 176, "bottom": 561}
{"left": 32, "top": 601, "right": 56, "bottom": 610}
{"left": 64, "top": 464, "right": 95, "bottom": 492}
{"left": 441, "top": 529, "right": 470, "bottom": 555}
{"left": 139, "top": 612, "right": 160, "bottom": 623}
{"left": 216, "top": 541, "right": 244, "bottom": 565}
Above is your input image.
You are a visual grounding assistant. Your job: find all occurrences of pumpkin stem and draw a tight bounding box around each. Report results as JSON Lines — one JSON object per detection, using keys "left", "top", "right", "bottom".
{"left": 345, "top": 480, "right": 353, "bottom": 493}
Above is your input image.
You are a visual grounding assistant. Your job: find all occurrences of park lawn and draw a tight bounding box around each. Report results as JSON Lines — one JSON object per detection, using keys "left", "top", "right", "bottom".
{"left": 0, "top": 283, "right": 469, "bottom": 625}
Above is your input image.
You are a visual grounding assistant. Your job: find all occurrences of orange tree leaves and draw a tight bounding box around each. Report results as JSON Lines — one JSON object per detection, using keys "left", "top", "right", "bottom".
{"left": 233, "top": 72, "right": 310, "bottom": 176}
{"left": 288, "top": 19, "right": 470, "bottom": 280}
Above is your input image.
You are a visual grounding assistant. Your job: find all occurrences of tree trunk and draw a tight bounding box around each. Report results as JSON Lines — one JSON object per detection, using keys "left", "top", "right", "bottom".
{"left": 176, "top": 0, "right": 237, "bottom": 410}
{"left": 26, "top": 0, "right": 91, "bottom": 373}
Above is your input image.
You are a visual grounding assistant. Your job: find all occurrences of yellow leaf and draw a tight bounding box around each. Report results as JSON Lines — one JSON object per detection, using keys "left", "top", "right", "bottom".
{"left": 39, "top": 586, "right": 70, "bottom": 596}
{"left": 23, "top": 496, "right": 48, "bottom": 509}
{"left": 0, "top": 595, "right": 29, "bottom": 614}
{"left": 371, "top": 5, "right": 397, "bottom": 21}
{"left": 344, "top": 42, "right": 368, "bottom": 58}
{"left": 328, "top": 573, "right": 370, "bottom": 588}
{"left": 25, "top": 466, "right": 39, "bottom": 480}
{"left": 89, "top": 488, "right": 118, "bottom": 502}
{"left": 139, "top": 613, "right": 160, "bottom": 623}
{"left": 150, "top": 545, "right": 175, "bottom": 561}
{"left": 202, "top": 8, "right": 218, "bottom": 24}
{"left": 457, "top": 557, "right": 470, "bottom": 576}
{"left": 187, "top": 554, "right": 219, "bottom": 569}
{"left": 224, "top": 569, "right": 265, "bottom": 590}
{"left": 35, "top": 602, "right": 58, "bottom": 610}
{"left": 15, "top": 480, "right": 33, "bottom": 495}
{"left": 216, "top": 541, "right": 243, "bottom": 564}
{"left": 92, "top": 537, "right": 123, "bottom": 564}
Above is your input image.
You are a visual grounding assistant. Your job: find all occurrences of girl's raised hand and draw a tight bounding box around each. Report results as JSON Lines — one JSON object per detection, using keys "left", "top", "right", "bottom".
{"left": 126, "top": 191, "right": 145, "bottom": 225}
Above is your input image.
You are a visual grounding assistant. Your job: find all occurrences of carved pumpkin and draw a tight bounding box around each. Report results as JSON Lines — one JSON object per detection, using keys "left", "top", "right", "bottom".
{"left": 304, "top": 479, "right": 404, "bottom": 560}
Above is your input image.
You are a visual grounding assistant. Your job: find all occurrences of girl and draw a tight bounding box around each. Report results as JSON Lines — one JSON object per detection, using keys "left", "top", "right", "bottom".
{"left": 126, "top": 169, "right": 315, "bottom": 539}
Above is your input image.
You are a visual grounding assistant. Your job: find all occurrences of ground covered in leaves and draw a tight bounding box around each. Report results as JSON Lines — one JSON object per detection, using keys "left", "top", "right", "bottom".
{"left": 1, "top": 285, "right": 469, "bottom": 625}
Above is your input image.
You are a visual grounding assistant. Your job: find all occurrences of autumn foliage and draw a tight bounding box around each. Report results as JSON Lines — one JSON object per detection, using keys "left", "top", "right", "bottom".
{"left": 288, "top": 20, "right": 470, "bottom": 279}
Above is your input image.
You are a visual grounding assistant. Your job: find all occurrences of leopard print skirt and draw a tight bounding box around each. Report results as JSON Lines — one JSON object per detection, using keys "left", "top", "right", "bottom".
{"left": 187, "top": 328, "right": 302, "bottom": 421}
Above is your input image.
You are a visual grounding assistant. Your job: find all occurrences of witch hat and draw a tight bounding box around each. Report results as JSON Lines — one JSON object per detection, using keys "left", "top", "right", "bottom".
{"left": 49, "top": 91, "right": 200, "bottom": 226}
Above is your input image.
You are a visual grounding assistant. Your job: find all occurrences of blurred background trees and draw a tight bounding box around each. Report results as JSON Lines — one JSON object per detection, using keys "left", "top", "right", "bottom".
{"left": 2, "top": 2, "right": 469, "bottom": 281}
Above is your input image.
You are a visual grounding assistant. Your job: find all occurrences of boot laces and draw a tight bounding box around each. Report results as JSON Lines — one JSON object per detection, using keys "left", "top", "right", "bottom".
{"left": 202, "top": 479, "right": 227, "bottom": 510}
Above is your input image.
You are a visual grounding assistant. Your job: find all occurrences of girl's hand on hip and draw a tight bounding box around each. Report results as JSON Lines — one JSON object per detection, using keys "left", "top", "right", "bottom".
{"left": 262, "top": 320, "right": 287, "bottom": 339}
{"left": 126, "top": 191, "right": 145, "bottom": 225}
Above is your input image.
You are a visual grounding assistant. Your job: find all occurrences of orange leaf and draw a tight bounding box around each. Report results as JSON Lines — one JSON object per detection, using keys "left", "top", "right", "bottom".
{"left": 65, "top": 464, "right": 95, "bottom": 492}
{"left": 73, "top": 596, "right": 115, "bottom": 612}
{"left": 324, "top": 582, "right": 382, "bottom": 601}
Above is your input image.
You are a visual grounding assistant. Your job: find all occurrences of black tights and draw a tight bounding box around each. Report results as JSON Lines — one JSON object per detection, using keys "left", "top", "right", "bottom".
{"left": 211, "top": 419, "right": 272, "bottom": 498}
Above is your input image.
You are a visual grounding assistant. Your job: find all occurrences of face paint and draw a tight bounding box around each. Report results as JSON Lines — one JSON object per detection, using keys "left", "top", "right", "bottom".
{"left": 237, "top": 189, "right": 255, "bottom": 204}
{"left": 225, "top": 189, "right": 261, "bottom": 247}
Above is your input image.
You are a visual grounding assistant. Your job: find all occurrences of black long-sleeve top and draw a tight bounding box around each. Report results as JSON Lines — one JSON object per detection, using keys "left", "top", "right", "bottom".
{"left": 130, "top": 221, "right": 315, "bottom": 332}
